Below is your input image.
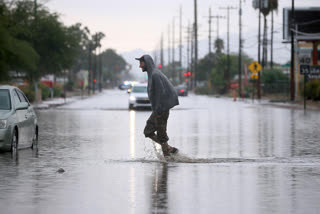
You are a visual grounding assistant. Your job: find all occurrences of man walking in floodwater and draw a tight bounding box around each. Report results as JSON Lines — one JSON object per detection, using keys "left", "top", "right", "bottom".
{"left": 135, "top": 55, "right": 179, "bottom": 157}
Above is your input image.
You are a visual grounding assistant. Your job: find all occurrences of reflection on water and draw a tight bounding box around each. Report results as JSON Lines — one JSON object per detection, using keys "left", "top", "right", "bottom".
{"left": 129, "top": 110, "right": 136, "bottom": 159}
{"left": 129, "top": 167, "right": 136, "bottom": 214}
{"left": 0, "top": 93, "right": 320, "bottom": 214}
{"left": 151, "top": 163, "right": 168, "bottom": 214}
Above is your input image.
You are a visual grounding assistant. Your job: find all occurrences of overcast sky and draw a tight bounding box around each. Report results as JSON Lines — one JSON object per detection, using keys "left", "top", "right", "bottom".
{"left": 46, "top": 0, "right": 320, "bottom": 65}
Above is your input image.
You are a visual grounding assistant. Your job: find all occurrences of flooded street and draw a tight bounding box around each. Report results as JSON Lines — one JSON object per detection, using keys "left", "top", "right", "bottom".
{"left": 1, "top": 90, "right": 320, "bottom": 214}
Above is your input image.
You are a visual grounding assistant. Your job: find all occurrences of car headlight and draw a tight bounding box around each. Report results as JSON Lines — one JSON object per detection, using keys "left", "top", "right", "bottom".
{"left": 129, "top": 96, "right": 136, "bottom": 101}
{"left": 0, "top": 120, "right": 7, "bottom": 129}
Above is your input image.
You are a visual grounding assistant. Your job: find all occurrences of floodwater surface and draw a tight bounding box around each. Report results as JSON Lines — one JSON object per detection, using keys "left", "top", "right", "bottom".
{"left": 1, "top": 90, "right": 320, "bottom": 214}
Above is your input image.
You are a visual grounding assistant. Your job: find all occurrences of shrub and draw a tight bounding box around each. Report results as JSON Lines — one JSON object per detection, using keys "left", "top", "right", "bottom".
{"left": 65, "top": 80, "right": 74, "bottom": 91}
{"left": 39, "top": 83, "right": 50, "bottom": 100}
{"left": 195, "top": 86, "right": 211, "bottom": 95}
{"left": 302, "top": 79, "right": 320, "bottom": 101}
{"left": 261, "top": 68, "right": 289, "bottom": 84}
{"left": 19, "top": 85, "right": 35, "bottom": 103}
{"left": 53, "top": 84, "right": 63, "bottom": 97}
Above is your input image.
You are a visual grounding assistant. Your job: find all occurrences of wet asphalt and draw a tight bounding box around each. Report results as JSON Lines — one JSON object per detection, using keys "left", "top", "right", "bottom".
{"left": 1, "top": 89, "right": 320, "bottom": 214}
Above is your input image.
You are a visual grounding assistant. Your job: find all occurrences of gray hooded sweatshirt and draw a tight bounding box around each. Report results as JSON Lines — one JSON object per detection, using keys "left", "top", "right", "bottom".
{"left": 142, "top": 55, "right": 179, "bottom": 114}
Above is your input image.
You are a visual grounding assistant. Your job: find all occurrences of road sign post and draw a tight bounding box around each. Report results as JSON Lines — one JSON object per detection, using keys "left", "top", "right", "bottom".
{"left": 248, "top": 61, "right": 262, "bottom": 102}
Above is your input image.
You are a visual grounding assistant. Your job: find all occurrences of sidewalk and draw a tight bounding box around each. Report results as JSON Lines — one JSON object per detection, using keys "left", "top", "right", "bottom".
{"left": 264, "top": 100, "right": 320, "bottom": 111}
{"left": 32, "top": 96, "right": 85, "bottom": 109}
{"left": 32, "top": 89, "right": 96, "bottom": 109}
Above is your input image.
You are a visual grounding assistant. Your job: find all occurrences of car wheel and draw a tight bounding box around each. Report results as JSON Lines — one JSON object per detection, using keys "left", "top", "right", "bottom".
{"left": 11, "top": 129, "right": 18, "bottom": 154}
{"left": 32, "top": 127, "right": 38, "bottom": 149}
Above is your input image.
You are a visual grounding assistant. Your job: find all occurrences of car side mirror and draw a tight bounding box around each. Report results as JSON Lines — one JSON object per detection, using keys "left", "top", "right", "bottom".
{"left": 16, "top": 102, "right": 29, "bottom": 110}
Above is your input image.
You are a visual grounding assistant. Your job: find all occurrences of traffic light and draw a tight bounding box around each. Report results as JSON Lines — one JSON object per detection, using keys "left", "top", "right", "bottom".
{"left": 93, "top": 79, "right": 97, "bottom": 83}
{"left": 158, "top": 64, "right": 162, "bottom": 68}
{"left": 184, "top": 72, "right": 191, "bottom": 77}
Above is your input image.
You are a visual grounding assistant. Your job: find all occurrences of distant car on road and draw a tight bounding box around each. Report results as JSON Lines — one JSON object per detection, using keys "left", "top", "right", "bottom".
{"left": 128, "top": 83, "right": 151, "bottom": 110}
{"left": 0, "top": 85, "right": 38, "bottom": 154}
{"left": 119, "top": 81, "right": 136, "bottom": 90}
{"left": 175, "top": 84, "right": 188, "bottom": 96}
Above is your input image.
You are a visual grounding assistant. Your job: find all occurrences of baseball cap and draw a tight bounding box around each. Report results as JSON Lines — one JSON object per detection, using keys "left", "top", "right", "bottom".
{"left": 135, "top": 56, "right": 145, "bottom": 62}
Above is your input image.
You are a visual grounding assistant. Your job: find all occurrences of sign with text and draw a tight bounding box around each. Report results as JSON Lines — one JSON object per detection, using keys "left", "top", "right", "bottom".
{"left": 300, "top": 65, "right": 320, "bottom": 78}
{"left": 299, "top": 49, "right": 312, "bottom": 65}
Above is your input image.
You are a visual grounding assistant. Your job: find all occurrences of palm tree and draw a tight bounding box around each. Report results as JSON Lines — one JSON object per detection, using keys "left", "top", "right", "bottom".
{"left": 214, "top": 38, "right": 224, "bottom": 55}
{"left": 259, "top": 0, "right": 278, "bottom": 68}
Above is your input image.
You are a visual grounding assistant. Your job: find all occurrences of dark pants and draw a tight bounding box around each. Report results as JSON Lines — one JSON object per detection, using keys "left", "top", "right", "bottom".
{"left": 144, "top": 111, "right": 169, "bottom": 144}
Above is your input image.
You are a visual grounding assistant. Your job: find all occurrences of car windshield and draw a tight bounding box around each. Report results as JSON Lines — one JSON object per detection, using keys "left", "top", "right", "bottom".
{"left": 0, "top": 89, "right": 11, "bottom": 110}
{"left": 132, "top": 86, "right": 147, "bottom": 93}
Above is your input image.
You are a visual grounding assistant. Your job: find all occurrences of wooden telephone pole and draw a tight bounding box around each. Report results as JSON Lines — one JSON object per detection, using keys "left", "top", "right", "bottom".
{"left": 220, "top": 6, "right": 237, "bottom": 87}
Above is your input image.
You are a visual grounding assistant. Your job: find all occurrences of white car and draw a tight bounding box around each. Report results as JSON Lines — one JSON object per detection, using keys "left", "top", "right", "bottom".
{"left": 0, "top": 85, "right": 38, "bottom": 154}
{"left": 128, "top": 83, "right": 151, "bottom": 110}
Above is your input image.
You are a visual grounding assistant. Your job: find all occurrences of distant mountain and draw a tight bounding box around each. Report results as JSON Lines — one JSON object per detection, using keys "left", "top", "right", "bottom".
{"left": 119, "top": 49, "right": 151, "bottom": 81}
{"left": 119, "top": 32, "right": 289, "bottom": 81}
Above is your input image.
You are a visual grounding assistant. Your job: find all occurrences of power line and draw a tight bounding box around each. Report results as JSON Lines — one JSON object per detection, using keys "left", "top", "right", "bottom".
{"left": 220, "top": 6, "right": 237, "bottom": 88}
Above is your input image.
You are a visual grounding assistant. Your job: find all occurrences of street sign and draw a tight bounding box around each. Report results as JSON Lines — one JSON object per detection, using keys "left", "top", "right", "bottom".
{"left": 299, "top": 49, "right": 312, "bottom": 65}
{"left": 229, "top": 82, "right": 239, "bottom": 89}
{"left": 300, "top": 65, "right": 310, "bottom": 74}
{"left": 300, "top": 65, "right": 320, "bottom": 78}
{"left": 248, "top": 61, "right": 262, "bottom": 74}
{"left": 250, "top": 74, "right": 258, "bottom": 79}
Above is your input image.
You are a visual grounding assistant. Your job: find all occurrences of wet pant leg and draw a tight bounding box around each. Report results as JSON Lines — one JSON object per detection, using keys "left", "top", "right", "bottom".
{"left": 144, "top": 111, "right": 169, "bottom": 144}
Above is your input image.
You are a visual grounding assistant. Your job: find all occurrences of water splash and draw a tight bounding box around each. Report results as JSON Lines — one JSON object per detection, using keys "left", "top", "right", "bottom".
{"left": 106, "top": 154, "right": 320, "bottom": 165}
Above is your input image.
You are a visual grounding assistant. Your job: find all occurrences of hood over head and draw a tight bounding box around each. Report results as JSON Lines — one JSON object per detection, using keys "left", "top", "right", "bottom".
{"left": 135, "top": 55, "right": 155, "bottom": 74}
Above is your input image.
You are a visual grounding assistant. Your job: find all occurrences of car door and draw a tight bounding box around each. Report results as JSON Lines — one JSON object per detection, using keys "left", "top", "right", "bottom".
{"left": 16, "top": 89, "right": 35, "bottom": 147}
{"left": 13, "top": 89, "right": 29, "bottom": 147}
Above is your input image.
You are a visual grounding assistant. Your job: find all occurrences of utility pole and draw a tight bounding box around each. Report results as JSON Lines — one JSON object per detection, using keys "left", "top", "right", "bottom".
{"left": 179, "top": 7, "right": 182, "bottom": 64}
{"left": 186, "top": 21, "right": 192, "bottom": 89}
{"left": 93, "top": 48, "right": 97, "bottom": 93}
{"left": 160, "top": 33, "right": 164, "bottom": 68}
{"left": 179, "top": 5, "right": 183, "bottom": 83}
{"left": 168, "top": 23, "right": 171, "bottom": 67}
{"left": 191, "top": 24, "right": 195, "bottom": 90}
{"left": 257, "top": 0, "right": 262, "bottom": 99}
{"left": 290, "top": 0, "right": 295, "bottom": 101}
{"left": 99, "top": 46, "right": 102, "bottom": 92}
{"left": 88, "top": 43, "right": 92, "bottom": 95}
{"left": 262, "top": 16, "right": 268, "bottom": 69}
{"left": 220, "top": 6, "right": 237, "bottom": 89}
{"left": 270, "top": 10, "right": 274, "bottom": 68}
{"left": 211, "top": 15, "right": 225, "bottom": 39}
{"left": 194, "top": 0, "right": 198, "bottom": 88}
{"left": 186, "top": 22, "right": 191, "bottom": 75}
{"left": 154, "top": 50, "right": 158, "bottom": 66}
{"left": 208, "top": 7, "right": 213, "bottom": 54}
{"left": 238, "top": 0, "right": 243, "bottom": 97}
{"left": 172, "top": 17, "right": 176, "bottom": 82}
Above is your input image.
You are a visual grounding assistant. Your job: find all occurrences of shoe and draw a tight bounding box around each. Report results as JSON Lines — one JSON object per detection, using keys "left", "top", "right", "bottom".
{"left": 169, "top": 147, "right": 178, "bottom": 154}
{"left": 161, "top": 143, "right": 179, "bottom": 157}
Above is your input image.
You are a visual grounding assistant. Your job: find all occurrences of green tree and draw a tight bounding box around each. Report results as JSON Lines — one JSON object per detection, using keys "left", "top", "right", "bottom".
{"left": 1, "top": 1, "right": 84, "bottom": 83}
{"left": 100, "top": 49, "right": 127, "bottom": 87}
{"left": 0, "top": 2, "right": 38, "bottom": 82}
{"left": 197, "top": 53, "right": 217, "bottom": 81}
{"left": 196, "top": 51, "right": 253, "bottom": 94}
